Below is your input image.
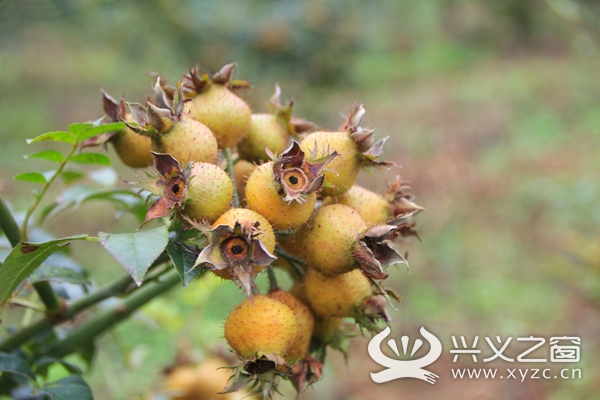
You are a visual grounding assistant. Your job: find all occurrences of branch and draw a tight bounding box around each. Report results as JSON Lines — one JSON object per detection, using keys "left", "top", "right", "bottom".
{"left": 41, "top": 268, "right": 181, "bottom": 358}
{"left": 224, "top": 148, "right": 240, "bottom": 208}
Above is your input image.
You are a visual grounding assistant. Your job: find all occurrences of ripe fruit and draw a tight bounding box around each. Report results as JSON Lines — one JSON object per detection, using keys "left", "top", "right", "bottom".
{"left": 238, "top": 85, "right": 314, "bottom": 163}
{"left": 81, "top": 90, "right": 153, "bottom": 168}
{"left": 300, "top": 104, "right": 393, "bottom": 197}
{"left": 183, "top": 63, "right": 252, "bottom": 149}
{"left": 125, "top": 80, "right": 218, "bottom": 165}
{"left": 224, "top": 295, "right": 298, "bottom": 363}
{"left": 267, "top": 290, "right": 314, "bottom": 363}
{"left": 325, "top": 185, "right": 391, "bottom": 226}
{"left": 245, "top": 141, "right": 337, "bottom": 229}
{"left": 195, "top": 208, "right": 276, "bottom": 297}
{"left": 132, "top": 153, "right": 232, "bottom": 224}
{"left": 163, "top": 357, "right": 253, "bottom": 400}
{"left": 232, "top": 159, "right": 256, "bottom": 205}
{"left": 304, "top": 268, "right": 371, "bottom": 318}
{"left": 298, "top": 204, "right": 367, "bottom": 276}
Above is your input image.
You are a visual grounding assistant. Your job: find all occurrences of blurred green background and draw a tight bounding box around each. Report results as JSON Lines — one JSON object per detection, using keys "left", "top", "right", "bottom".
{"left": 1, "top": 0, "right": 600, "bottom": 399}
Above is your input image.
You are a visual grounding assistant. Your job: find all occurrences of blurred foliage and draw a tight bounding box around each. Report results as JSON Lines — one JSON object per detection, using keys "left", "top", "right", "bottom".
{"left": 1, "top": 0, "right": 600, "bottom": 399}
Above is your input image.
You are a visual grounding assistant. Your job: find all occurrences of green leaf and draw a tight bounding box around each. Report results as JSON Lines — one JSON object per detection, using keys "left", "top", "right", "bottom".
{"left": 35, "top": 357, "right": 83, "bottom": 375}
{"left": 76, "top": 122, "right": 126, "bottom": 143}
{"left": 0, "top": 352, "right": 36, "bottom": 381}
{"left": 0, "top": 235, "right": 90, "bottom": 308}
{"left": 67, "top": 122, "right": 94, "bottom": 134}
{"left": 41, "top": 375, "right": 92, "bottom": 400}
{"left": 25, "top": 150, "right": 65, "bottom": 163}
{"left": 13, "top": 172, "right": 47, "bottom": 184}
{"left": 99, "top": 226, "right": 169, "bottom": 286}
{"left": 61, "top": 169, "right": 87, "bottom": 184}
{"left": 27, "top": 131, "right": 75, "bottom": 144}
{"left": 167, "top": 239, "right": 202, "bottom": 287}
{"left": 69, "top": 153, "right": 111, "bottom": 166}
{"left": 29, "top": 265, "right": 89, "bottom": 286}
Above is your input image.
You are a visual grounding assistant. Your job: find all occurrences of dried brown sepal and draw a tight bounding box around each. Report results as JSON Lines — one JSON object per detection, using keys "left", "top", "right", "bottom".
{"left": 183, "top": 62, "right": 251, "bottom": 97}
{"left": 290, "top": 355, "right": 323, "bottom": 394}
{"left": 221, "top": 358, "right": 286, "bottom": 400}
{"left": 267, "top": 84, "right": 316, "bottom": 136}
{"left": 271, "top": 140, "right": 338, "bottom": 203}
{"left": 385, "top": 176, "right": 425, "bottom": 217}
{"left": 355, "top": 295, "right": 392, "bottom": 334}
{"left": 128, "top": 152, "right": 191, "bottom": 226}
{"left": 80, "top": 90, "right": 128, "bottom": 149}
{"left": 194, "top": 221, "right": 276, "bottom": 298}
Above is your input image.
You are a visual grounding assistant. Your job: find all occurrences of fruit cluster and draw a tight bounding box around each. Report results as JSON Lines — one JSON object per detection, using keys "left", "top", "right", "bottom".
{"left": 89, "top": 62, "right": 423, "bottom": 399}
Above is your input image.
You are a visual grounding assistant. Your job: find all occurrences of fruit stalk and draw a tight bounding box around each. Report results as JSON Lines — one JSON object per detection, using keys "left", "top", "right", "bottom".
{"left": 224, "top": 148, "right": 241, "bottom": 208}
{"left": 41, "top": 267, "right": 182, "bottom": 358}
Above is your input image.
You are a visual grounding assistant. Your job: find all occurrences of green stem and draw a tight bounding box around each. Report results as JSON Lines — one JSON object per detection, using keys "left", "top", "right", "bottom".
{"left": 41, "top": 269, "right": 181, "bottom": 358}
{"left": 0, "top": 253, "right": 169, "bottom": 353}
{"left": 0, "top": 196, "right": 21, "bottom": 247}
{"left": 224, "top": 148, "right": 240, "bottom": 208}
{"left": 266, "top": 267, "right": 278, "bottom": 292}
{"left": 0, "top": 196, "right": 63, "bottom": 317}
{"left": 21, "top": 142, "right": 77, "bottom": 242}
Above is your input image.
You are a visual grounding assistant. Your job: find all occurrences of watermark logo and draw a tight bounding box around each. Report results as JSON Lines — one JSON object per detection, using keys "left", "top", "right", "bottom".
{"left": 368, "top": 326, "right": 442, "bottom": 384}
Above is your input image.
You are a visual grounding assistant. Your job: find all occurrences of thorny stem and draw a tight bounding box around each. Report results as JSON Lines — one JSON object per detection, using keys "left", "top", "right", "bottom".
{"left": 21, "top": 142, "right": 78, "bottom": 242}
{"left": 41, "top": 268, "right": 181, "bottom": 358}
{"left": 224, "top": 148, "right": 240, "bottom": 208}
{"left": 0, "top": 253, "right": 170, "bottom": 353}
{"left": 0, "top": 195, "right": 63, "bottom": 317}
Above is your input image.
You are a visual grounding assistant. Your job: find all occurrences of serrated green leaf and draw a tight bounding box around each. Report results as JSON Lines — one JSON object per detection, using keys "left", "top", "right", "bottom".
{"left": 27, "top": 131, "right": 75, "bottom": 144}
{"left": 166, "top": 239, "right": 203, "bottom": 287}
{"left": 76, "top": 122, "right": 126, "bottom": 143}
{"left": 99, "top": 226, "right": 169, "bottom": 286}
{"left": 0, "top": 352, "right": 36, "bottom": 381}
{"left": 25, "top": 150, "right": 65, "bottom": 163}
{"left": 0, "top": 235, "right": 90, "bottom": 308}
{"left": 41, "top": 375, "right": 92, "bottom": 400}
{"left": 61, "top": 170, "right": 86, "bottom": 184}
{"left": 13, "top": 172, "right": 47, "bottom": 184}
{"left": 29, "top": 265, "right": 88, "bottom": 286}
{"left": 69, "top": 153, "right": 111, "bottom": 166}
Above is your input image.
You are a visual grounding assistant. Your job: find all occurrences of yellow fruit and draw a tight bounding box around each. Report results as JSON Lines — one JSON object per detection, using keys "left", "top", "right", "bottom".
{"left": 238, "top": 114, "right": 289, "bottom": 163}
{"left": 111, "top": 119, "right": 153, "bottom": 168}
{"left": 183, "top": 163, "right": 233, "bottom": 223}
{"left": 298, "top": 204, "right": 367, "bottom": 275}
{"left": 185, "top": 85, "right": 252, "bottom": 149}
{"left": 268, "top": 290, "right": 314, "bottom": 363}
{"left": 300, "top": 131, "right": 360, "bottom": 197}
{"left": 313, "top": 316, "right": 343, "bottom": 343}
{"left": 246, "top": 162, "right": 316, "bottom": 229}
{"left": 152, "top": 117, "right": 218, "bottom": 165}
{"left": 328, "top": 185, "right": 391, "bottom": 226}
{"left": 304, "top": 268, "right": 372, "bottom": 318}
{"left": 224, "top": 295, "right": 298, "bottom": 361}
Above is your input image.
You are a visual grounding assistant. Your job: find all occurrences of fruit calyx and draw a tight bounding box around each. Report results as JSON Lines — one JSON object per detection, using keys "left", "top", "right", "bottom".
{"left": 221, "top": 357, "right": 285, "bottom": 399}
{"left": 183, "top": 62, "right": 250, "bottom": 95}
{"left": 289, "top": 354, "right": 323, "bottom": 394}
{"left": 80, "top": 90, "right": 126, "bottom": 148}
{"left": 124, "top": 79, "right": 187, "bottom": 137}
{"left": 195, "top": 220, "right": 276, "bottom": 297}
{"left": 351, "top": 212, "right": 417, "bottom": 279}
{"left": 354, "top": 294, "right": 393, "bottom": 333}
{"left": 385, "top": 175, "right": 425, "bottom": 218}
{"left": 342, "top": 103, "right": 395, "bottom": 168}
{"left": 267, "top": 84, "right": 315, "bottom": 135}
{"left": 268, "top": 140, "right": 338, "bottom": 203}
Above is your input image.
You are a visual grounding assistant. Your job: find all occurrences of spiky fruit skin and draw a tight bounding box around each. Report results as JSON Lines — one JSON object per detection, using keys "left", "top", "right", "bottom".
{"left": 232, "top": 160, "right": 256, "bottom": 205}
{"left": 298, "top": 204, "right": 367, "bottom": 276}
{"left": 238, "top": 114, "right": 289, "bottom": 163}
{"left": 210, "top": 208, "right": 275, "bottom": 280}
{"left": 185, "top": 85, "right": 252, "bottom": 149}
{"left": 300, "top": 131, "right": 360, "bottom": 197}
{"left": 163, "top": 358, "right": 252, "bottom": 400}
{"left": 246, "top": 162, "right": 316, "bottom": 229}
{"left": 111, "top": 125, "right": 153, "bottom": 168}
{"left": 152, "top": 118, "right": 218, "bottom": 165}
{"left": 327, "top": 185, "right": 391, "bottom": 226}
{"left": 304, "top": 268, "right": 372, "bottom": 318}
{"left": 225, "top": 295, "right": 298, "bottom": 361}
{"left": 268, "top": 290, "right": 314, "bottom": 363}
{"left": 183, "top": 163, "right": 233, "bottom": 223}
